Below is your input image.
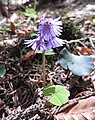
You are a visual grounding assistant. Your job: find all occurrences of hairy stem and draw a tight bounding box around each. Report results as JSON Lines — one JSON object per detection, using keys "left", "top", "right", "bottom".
{"left": 42, "top": 52, "right": 46, "bottom": 87}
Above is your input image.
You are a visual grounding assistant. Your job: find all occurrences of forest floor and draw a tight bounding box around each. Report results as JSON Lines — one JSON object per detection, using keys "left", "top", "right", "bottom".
{"left": 0, "top": 0, "right": 95, "bottom": 120}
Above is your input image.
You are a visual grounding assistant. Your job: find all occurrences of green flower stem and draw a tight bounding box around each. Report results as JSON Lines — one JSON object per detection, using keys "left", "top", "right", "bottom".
{"left": 34, "top": 0, "right": 36, "bottom": 10}
{"left": 42, "top": 52, "right": 46, "bottom": 87}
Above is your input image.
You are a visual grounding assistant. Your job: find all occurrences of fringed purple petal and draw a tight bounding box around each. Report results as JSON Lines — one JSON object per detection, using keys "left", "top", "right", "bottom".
{"left": 24, "top": 17, "right": 64, "bottom": 52}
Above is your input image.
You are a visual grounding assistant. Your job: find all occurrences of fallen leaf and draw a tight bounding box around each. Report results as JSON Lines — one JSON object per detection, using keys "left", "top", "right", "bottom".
{"left": 74, "top": 47, "right": 93, "bottom": 55}
{"left": 10, "top": 21, "right": 15, "bottom": 34}
{"left": 80, "top": 47, "right": 93, "bottom": 55}
{"left": 21, "top": 51, "right": 35, "bottom": 60}
{"left": 54, "top": 96, "right": 95, "bottom": 120}
{"left": 16, "top": 28, "right": 30, "bottom": 36}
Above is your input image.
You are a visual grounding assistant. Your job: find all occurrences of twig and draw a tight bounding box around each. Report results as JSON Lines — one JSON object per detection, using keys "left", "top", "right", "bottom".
{"left": 89, "top": 37, "right": 95, "bottom": 48}
{"left": 68, "top": 36, "right": 89, "bottom": 44}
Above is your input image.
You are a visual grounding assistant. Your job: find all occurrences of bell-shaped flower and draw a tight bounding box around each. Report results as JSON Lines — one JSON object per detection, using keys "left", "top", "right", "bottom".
{"left": 24, "top": 17, "right": 64, "bottom": 52}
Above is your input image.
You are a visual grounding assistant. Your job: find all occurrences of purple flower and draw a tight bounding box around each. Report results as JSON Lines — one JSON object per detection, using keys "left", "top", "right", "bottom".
{"left": 24, "top": 17, "right": 64, "bottom": 52}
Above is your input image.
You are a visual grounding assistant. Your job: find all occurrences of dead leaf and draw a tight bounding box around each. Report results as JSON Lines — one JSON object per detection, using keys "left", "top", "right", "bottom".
{"left": 10, "top": 21, "right": 15, "bottom": 34}
{"left": 74, "top": 47, "right": 93, "bottom": 55}
{"left": 80, "top": 47, "right": 93, "bottom": 55}
{"left": 21, "top": 51, "right": 35, "bottom": 60}
{"left": 16, "top": 28, "right": 30, "bottom": 36}
{"left": 54, "top": 96, "right": 95, "bottom": 120}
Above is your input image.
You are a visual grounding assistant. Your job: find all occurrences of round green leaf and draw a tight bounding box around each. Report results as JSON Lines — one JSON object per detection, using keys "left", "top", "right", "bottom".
{"left": 43, "top": 85, "right": 70, "bottom": 106}
{"left": 0, "top": 64, "right": 6, "bottom": 77}
{"left": 54, "top": 85, "right": 70, "bottom": 97}
{"left": 43, "top": 85, "right": 56, "bottom": 96}
{"left": 50, "top": 93, "right": 69, "bottom": 106}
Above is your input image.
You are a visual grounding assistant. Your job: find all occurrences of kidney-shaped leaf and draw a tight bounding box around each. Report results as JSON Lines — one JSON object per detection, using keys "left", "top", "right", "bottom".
{"left": 0, "top": 64, "right": 6, "bottom": 77}
{"left": 58, "top": 48, "right": 94, "bottom": 76}
{"left": 43, "top": 85, "right": 56, "bottom": 96}
{"left": 43, "top": 85, "right": 70, "bottom": 106}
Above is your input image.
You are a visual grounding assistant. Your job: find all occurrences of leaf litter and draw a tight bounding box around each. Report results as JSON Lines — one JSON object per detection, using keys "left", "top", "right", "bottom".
{"left": 0, "top": 0, "right": 95, "bottom": 120}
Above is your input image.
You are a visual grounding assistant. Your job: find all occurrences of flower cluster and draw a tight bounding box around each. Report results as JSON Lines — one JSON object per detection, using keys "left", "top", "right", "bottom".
{"left": 25, "top": 17, "right": 64, "bottom": 52}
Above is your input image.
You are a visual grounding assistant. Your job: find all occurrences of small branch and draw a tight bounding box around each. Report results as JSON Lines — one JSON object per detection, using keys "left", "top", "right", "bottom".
{"left": 68, "top": 37, "right": 89, "bottom": 44}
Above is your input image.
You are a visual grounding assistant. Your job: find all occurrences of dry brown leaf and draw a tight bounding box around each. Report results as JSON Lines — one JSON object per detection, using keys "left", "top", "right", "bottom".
{"left": 54, "top": 96, "right": 95, "bottom": 120}
{"left": 10, "top": 21, "right": 15, "bottom": 34}
{"left": 21, "top": 51, "right": 35, "bottom": 61}
{"left": 74, "top": 47, "right": 93, "bottom": 55}
{"left": 80, "top": 47, "right": 93, "bottom": 55}
{"left": 16, "top": 28, "right": 31, "bottom": 36}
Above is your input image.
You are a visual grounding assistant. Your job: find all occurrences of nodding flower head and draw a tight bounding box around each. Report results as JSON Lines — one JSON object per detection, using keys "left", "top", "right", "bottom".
{"left": 39, "top": 17, "right": 62, "bottom": 37}
{"left": 24, "top": 17, "right": 64, "bottom": 52}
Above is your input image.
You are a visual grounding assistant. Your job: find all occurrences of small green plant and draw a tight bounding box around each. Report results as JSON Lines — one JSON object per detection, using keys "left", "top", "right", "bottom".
{"left": 16, "top": 8, "right": 36, "bottom": 18}
{"left": 43, "top": 85, "right": 70, "bottom": 106}
{"left": 24, "top": 17, "right": 64, "bottom": 87}
{"left": 24, "top": 17, "right": 94, "bottom": 106}
{"left": 0, "top": 21, "right": 24, "bottom": 33}
{"left": 0, "top": 24, "right": 11, "bottom": 32}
